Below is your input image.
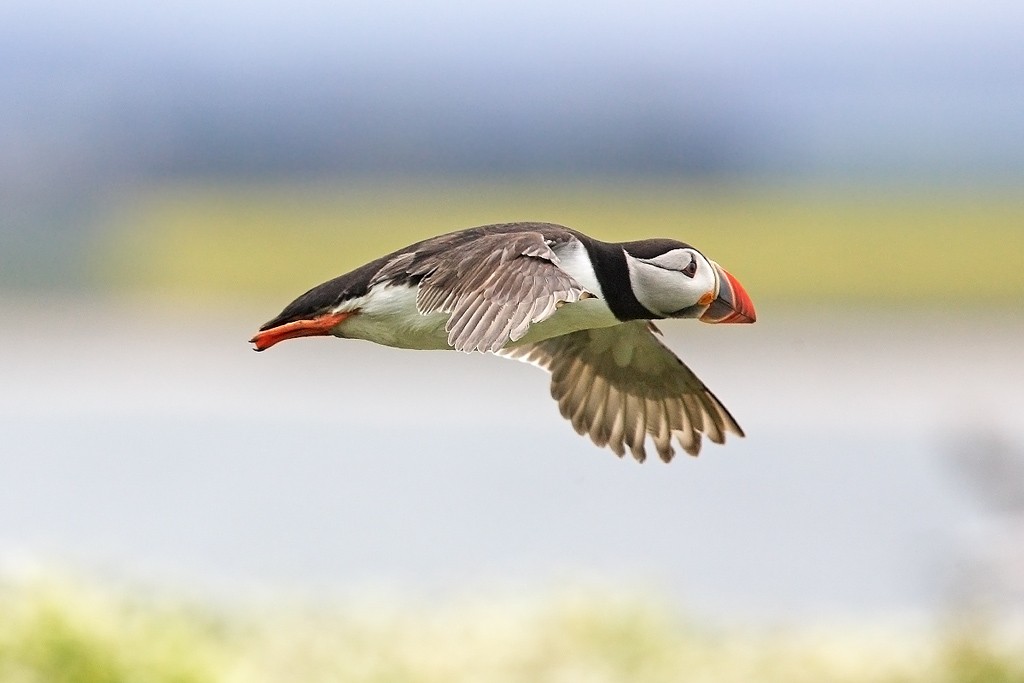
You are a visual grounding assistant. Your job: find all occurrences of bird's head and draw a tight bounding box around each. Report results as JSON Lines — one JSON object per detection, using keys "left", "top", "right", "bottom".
{"left": 623, "top": 241, "right": 756, "bottom": 324}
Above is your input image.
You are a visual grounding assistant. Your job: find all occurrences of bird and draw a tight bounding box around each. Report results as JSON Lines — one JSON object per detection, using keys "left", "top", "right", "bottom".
{"left": 250, "top": 222, "right": 755, "bottom": 462}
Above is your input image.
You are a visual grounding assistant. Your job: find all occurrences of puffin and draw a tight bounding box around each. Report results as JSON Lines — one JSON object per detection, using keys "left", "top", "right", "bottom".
{"left": 250, "top": 222, "right": 755, "bottom": 462}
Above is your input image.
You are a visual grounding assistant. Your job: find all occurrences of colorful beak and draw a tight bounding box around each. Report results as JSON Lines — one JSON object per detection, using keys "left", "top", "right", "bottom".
{"left": 700, "top": 264, "right": 756, "bottom": 324}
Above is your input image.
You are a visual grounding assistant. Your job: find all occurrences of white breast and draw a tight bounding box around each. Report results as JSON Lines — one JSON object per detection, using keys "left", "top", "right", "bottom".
{"left": 334, "top": 239, "right": 621, "bottom": 352}
{"left": 552, "top": 238, "right": 604, "bottom": 298}
{"left": 499, "top": 237, "right": 618, "bottom": 345}
{"left": 510, "top": 297, "right": 620, "bottom": 346}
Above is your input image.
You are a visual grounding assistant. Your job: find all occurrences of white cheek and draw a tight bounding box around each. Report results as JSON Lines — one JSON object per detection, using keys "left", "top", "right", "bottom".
{"left": 698, "top": 268, "right": 717, "bottom": 299}
{"left": 628, "top": 260, "right": 695, "bottom": 315}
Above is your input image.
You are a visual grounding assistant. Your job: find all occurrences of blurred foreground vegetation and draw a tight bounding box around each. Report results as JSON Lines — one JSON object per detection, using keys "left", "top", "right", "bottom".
{"left": 96, "top": 182, "right": 1024, "bottom": 308}
{"left": 1, "top": 576, "right": 1022, "bottom": 683}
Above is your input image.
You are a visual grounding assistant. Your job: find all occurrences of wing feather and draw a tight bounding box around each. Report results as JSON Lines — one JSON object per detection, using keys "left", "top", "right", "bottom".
{"left": 373, "top": 231, "right": 587, "bottom": 353}
{"left": 500, "top": 321, "right": 744, "bottom": 462}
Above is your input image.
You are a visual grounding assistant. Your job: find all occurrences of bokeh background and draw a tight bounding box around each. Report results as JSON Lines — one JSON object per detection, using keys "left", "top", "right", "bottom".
{"left": 2, "top": 0, "right": 1023, "bottom": 680}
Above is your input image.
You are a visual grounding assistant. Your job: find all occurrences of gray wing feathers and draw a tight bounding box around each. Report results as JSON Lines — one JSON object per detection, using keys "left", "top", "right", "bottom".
{"left": 502, "top": 321, "right": 743, "bottom": 462}
{"left": 375, "top": 232, "right": 587, "bottom": 353}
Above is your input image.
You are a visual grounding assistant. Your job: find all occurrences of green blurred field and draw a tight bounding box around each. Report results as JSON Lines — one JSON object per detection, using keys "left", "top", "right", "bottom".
{"left": 96, "top": 182, "right": 1024, "bottom": 308}
{"left": 1, "top": 577, "right": 1022, "bottom": 683}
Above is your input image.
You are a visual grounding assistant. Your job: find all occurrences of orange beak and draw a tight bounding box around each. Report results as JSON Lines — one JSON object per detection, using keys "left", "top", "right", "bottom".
{"left": 700, "top": 264, "right": 756, "bottom": 324}
{"left": 249, "top": 311, "right": 351, "bottom": 351}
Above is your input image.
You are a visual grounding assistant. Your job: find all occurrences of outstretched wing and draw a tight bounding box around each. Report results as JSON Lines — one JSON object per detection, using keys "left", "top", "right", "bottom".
{"left": 501, "top": 321, "right": 744, "bottom": 462}
{"left": 373, "top": 231, "right": 589, "bottom": 353}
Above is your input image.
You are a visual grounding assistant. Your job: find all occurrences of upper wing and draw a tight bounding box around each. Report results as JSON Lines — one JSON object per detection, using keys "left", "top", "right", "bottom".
{"left": 501, "top": 321, "right": 744, "bottom": 462}
{"left": 372, "top": 231, "right": 589, "bottom": 353}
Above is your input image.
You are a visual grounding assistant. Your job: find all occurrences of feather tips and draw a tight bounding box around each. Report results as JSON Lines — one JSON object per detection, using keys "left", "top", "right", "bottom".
{"left": 501, "top": 321, "right": 743, "bottom": 463}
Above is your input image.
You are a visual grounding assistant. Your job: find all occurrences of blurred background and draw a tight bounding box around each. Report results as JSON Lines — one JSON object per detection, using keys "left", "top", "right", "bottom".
{"left": 2, "top": 0, "right": 1023, "bottom": 680}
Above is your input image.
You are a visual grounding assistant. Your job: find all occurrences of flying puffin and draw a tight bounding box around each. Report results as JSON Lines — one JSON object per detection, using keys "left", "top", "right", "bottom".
{"left": 250, "top": 222, "right": 755, "bottom": 462}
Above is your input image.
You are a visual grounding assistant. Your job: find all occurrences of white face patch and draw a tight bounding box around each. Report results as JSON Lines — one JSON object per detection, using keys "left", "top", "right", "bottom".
{"left": 644, "top": 248, "right": 694, "bottom": 272}
{"left": 625, "top": 249, "right": 718, "bottom": 317}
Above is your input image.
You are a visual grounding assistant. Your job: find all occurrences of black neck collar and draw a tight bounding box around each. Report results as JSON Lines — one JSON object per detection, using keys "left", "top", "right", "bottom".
{"left": 580, "top": 239, "right": 659, "bottom": 321}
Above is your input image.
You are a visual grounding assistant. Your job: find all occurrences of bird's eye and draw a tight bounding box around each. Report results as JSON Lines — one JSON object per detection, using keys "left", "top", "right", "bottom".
{"left": 682, "top": 257, "right": 698, "bottom": 278}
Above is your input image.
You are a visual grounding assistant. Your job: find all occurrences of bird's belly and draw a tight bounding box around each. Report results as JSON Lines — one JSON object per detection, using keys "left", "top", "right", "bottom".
{"left": 510, "top": 298, "right": 620, "bottom": 346}
{"left": 336, "top": 284, "right": 621, "bottom": 351}
{"left": 335, "top": 285, "right": 452, "bottom": 350}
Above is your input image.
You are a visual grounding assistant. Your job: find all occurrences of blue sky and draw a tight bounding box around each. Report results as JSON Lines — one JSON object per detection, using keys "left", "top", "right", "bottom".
{"left": 5, "top": 0, "right": 1021, "bottom": 78}
{"left": 1, "top": 0, "right": 1021, "bottom": 184}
